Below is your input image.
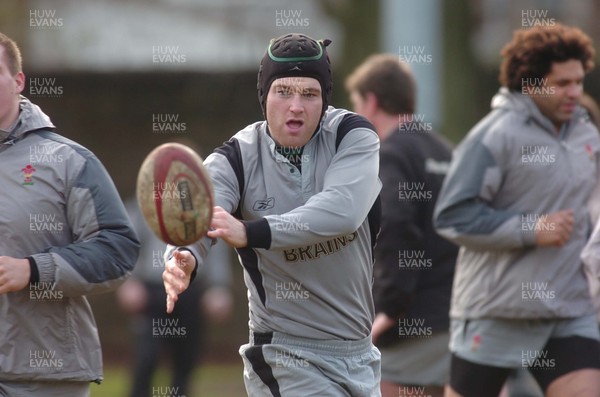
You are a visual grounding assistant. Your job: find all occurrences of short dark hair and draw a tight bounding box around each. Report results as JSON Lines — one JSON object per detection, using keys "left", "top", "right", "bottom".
{"left": 499, "top": 23, "right": 595, "bottom": 91}
{"left": 0, "top": 32, "right": 22, "bottom": 75}
{"left": 345, "top": 54, "right": 415, "bottom": 115}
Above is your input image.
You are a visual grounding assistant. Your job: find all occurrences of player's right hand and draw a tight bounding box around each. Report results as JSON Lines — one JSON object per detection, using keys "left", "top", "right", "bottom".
{"left": 163, "top": 250, "right": 196, "bottom": 313}
{"left": 534, "top": 209, "right": 574, "bottom": 247}
{"left": 207, "top": 206, "right": 248, "bottom": 248}
{"left": 0, "top": 256, "right": 30, "bottom": 295}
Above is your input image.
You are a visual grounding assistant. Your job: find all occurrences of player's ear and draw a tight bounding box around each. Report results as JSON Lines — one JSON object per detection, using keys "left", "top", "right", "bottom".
{"left": 14, "top": 71, "right": 25, "bottom": 94}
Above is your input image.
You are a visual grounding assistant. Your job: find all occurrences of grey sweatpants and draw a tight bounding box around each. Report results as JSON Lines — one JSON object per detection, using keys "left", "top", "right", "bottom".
{"left": 239, "top": 331, "right": 381, "bottom": 397}
{"left": 0, "top": 381, "right": 90, "bottom": 397}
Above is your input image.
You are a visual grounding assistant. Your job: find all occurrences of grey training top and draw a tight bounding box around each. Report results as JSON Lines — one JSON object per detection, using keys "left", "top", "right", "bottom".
{"left": 169, "top": 106, "right": 381, "bottom": 340}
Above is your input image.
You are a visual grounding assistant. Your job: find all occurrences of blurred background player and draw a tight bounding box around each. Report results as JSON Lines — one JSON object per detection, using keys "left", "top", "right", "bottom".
{"left": 580, "top": 92, "right": 600, "bottom": 328}
{"left": 117, "top": 183, "right": 234, "bottom": 397}
{"left": 0, "top": 32, "right": 139, "bottom": 397}
{"left": 434, "top": 23, "right": 600, "bottom": 397}
{"left": 580, "top": 93, "right": 600, "bottom": 129}
{"left": 583, "top": 169, "right": 600, "bottom": 329}
{"left": 346, "top": 54, "right": 458, "bottom": 397}
{"left": 499, "top": 92, "right": 600, "bottom": 397}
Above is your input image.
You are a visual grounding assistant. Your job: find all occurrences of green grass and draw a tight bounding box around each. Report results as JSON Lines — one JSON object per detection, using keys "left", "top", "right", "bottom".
{"left": 91, "top": 362, "right": 247, "bottom": 397}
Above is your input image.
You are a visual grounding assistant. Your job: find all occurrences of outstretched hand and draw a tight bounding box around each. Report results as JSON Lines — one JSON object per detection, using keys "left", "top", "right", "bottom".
{"left": 163, "top": 250, "right": 196, "bottom": 313}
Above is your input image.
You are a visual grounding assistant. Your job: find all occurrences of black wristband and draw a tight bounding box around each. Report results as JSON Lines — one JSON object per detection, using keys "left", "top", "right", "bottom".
{"left": 242, "top": 218, "right": 272, "bottom": 249}
{"left": 27, "top": 256, "right": 40, "bottom": 284}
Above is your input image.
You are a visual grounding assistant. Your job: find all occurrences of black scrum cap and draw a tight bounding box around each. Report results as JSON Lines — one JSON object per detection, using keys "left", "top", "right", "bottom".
{"left": 257, "top": 33, "right": 332, "bottom": 119}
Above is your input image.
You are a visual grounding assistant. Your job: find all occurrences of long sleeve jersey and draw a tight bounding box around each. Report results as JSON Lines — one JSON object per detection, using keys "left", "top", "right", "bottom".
{"left": 434, "top": 88, "right": 600, "bottom": 320}
{"left": 0, "top": 97, "right": 139, "bottom": 382}
{"left": 170, "top": 107, "right": 381, "bottom": 340}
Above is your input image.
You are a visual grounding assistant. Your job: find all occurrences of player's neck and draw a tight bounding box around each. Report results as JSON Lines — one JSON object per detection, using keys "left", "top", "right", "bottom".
{"left": 0, "top": 102, "right": 20, "bottom": 132}
{"left": 374, "top": 113, "right": 401, "bottom": 141}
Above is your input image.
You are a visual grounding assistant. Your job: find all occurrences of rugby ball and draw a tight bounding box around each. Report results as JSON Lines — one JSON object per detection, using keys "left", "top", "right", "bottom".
{"left": 136, "top": 143, "right": 213, "bottom": 246}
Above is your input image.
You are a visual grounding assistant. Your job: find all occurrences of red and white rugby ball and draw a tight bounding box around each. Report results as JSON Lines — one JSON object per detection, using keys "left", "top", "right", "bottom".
{"left": 136, "top": 143, "right": 213, "bottom": 246}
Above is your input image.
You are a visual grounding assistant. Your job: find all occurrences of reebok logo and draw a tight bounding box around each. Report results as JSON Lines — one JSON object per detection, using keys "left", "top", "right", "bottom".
{"left": 253, "top": 197, "right": 275, "bottom": 211}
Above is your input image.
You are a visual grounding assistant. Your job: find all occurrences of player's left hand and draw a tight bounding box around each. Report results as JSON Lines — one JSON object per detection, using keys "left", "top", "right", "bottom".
{"left": 207, "top": 206, "right": 248, "bottom": 248}
{"left": 0, "top": 256, "right": 31, "bottom": 294}
{"left": 163, "top": 250, "right": 196, "bottom": 313}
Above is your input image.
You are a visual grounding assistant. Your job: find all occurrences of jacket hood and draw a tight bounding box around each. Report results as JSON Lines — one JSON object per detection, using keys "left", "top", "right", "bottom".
{"left": 0, "top": 96, "right": 55, "bottom": 143}
{"left": 491, "top": 87, "right": 586, "bottom": 135}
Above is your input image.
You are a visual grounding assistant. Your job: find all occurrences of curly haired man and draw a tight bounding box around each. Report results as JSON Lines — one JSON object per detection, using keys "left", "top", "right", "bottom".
{"left": 434, "top": 23, "right": 600, "bottom": 397}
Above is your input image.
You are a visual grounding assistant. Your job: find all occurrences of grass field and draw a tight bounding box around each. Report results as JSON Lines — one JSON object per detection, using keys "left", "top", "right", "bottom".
{"left": 90, "top": 362, "right": 247, "bottom": 397}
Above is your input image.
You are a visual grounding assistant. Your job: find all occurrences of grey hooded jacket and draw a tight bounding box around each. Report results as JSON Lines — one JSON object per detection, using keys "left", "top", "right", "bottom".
{"left": 434, "top": 88, "right": 600, "bottom": 320}
{"left": 0, "top": 97, "right": 139, "bottom": 382}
